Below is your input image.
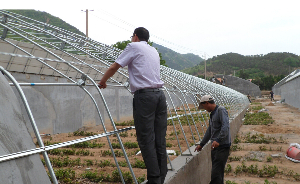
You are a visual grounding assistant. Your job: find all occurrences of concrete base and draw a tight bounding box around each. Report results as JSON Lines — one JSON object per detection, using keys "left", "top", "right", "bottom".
{"left": 165, "top": 108, "right": 247, "bottom": 184}
{"left": 8, "top": 73, "right": 193, "bottom": 135}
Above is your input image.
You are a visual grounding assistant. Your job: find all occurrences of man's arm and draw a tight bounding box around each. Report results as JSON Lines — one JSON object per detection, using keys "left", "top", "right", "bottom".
{"left": 195, "top": 124, "right": 211, "bottom": 152}
{"left": 98, "top": 62, "right": 121, "bottom": 89}
{"left": 216, "top": 107, "right": 230, "bottom": 143}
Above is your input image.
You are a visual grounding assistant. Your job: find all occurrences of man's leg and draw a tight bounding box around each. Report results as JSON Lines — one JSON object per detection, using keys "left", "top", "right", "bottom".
{"left": 133, "top": 92, "right": 161, "bottom": 184}
{"left": 210, "top": 147, "right": 230, "bottom": 184}
{"left": 154, "top": 91, "right": 168, "bottom": 183}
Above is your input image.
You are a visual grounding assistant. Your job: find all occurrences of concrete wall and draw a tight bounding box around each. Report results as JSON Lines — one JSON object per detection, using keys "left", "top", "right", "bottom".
{"left": 272, "top": 69, "right": 300, "bottom": 96}
{"left": 9, "top": 73, "right": 191, "bottom": 135}
{"left": 215, "top": 75, "right": 261, "bottom": 97}
{"left": 10, "top": 72, "right": 133, "bottom": 135}
{"left": 0, "top": 73, "right": 51, "bottom": 184}
{"left": 165, "top": 108, "right": 247, "bottom": 184}
{"left": 280, "top": 76, "right": 300, "bottom": 109}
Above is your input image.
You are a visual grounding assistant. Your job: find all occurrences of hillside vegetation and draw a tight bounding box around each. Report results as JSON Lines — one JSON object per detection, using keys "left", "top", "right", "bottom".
{"left": 6, "top": 9, "right": 85, "bottom": 36}
{"left": 153, "top": 43, "right": 204, "bottom": 70}
{"left": 183, "top": 52, "right": 299, "bottom": 78}
{"left": 182, "top": 52, "right": 300, "bottom": 90}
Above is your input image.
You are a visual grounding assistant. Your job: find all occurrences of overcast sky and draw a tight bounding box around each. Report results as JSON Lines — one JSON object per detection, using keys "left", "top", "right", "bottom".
{"left": 4, "top": 0, "right": 300, "bottom": 58}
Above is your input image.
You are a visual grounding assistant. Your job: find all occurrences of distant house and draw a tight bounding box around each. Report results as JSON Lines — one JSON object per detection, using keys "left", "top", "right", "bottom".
{"left": 216, "top": 78, "right": 222, "bottom": 84}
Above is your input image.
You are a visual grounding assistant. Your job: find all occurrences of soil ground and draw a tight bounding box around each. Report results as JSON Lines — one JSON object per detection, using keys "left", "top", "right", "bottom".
{"left": 39, "top": 106, "right": 207, "bottom": 184}
{"left": 38, "top": 92, "right": 300, "bottom": 184}
{"left": 224, "top": 94, "right": 300, "bottom": 184}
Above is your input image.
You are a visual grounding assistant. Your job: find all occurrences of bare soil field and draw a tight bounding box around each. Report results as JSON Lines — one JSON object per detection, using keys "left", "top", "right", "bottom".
{"left": 38, "top": 93, "right": 300, "bottom": 184}
{"left": 39, "top": 106, "right": 207, "bottom": 184}
{"left": 224, "top": 95, "right": 300, "bottom": 184}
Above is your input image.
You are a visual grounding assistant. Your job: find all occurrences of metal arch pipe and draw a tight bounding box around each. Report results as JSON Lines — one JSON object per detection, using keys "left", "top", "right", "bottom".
{"left": 0, "top": 10, "right": 122, "bottom": 61}
{"left": 0, "top": 127, "right": 134, "bottom": 163}
{"left": 171, "top": 91, "right": 197, "bottom": 144}
{"left": 0, "top": 66, "right": 58, "bottom": 184}
{"left": 1, "top": 28, "right": 134, "bottom": 184}
{"left": 2, "top": 17, "right": 140, "bottom": 183}
{"left": 160, "top": 74, "right": 204, "bottom": 140}
{"left": 1, "top": 10, "right": 251, "bottom": 183}
{"left": 9, "top": 83, "right": 126, "bottom": 87}
{"left": 78, "top": 86, "right": 127, "bottom": 184}
{"left": 165, "top": 89, "right": 183, "bottom": 155}
{"left": 163, "top": 87, "right": 193, "bottom": 156}
{"left": 1, "top": 12, "right": 129, "bottom": 83}
{"left": 159, "top": 74, "right": 200, "bottom": 143}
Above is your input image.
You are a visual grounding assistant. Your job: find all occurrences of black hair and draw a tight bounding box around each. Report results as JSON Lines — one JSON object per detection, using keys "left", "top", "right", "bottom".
{"left": 133, "top": 27, "right": 149, "bottom": 42}
{"left": 201, "top": 100, "right": 215, "bottom": 104}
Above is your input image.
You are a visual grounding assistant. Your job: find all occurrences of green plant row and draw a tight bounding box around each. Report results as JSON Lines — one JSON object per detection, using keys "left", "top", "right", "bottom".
{"left": 50, "top": 168, "right": 146, "bottom": 184}
{"left": 243, "top": 112, "right": 274, "bottom": 125}
{"left": 44, "top": 157, "right": 146, "bottom": 169}
{"left": 225, "top": 162, "right": 300, "bottom": 182}
{"left": 115, "top": 120, "right": 135, "bottom": 126}
{"left": 226, "top": 162, "right": 278, "bottom": 177}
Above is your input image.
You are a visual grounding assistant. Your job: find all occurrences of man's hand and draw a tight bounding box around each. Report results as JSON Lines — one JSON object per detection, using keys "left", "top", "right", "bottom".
{"left": 194, "top": 145, "right": 203, "bottom": 152}
{"left": 211, "top": 141, "right": 220, "bottom": 150}
{"left": 98, "top": 80, "right": 106, "bottom": 89}
{"left": 97, "top": 62, "right": 121, "bottom": 89}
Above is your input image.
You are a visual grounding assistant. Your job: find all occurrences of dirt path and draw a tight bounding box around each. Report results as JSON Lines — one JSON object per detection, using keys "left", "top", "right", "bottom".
{"left": 224, "top": 95, "right": 300, "bottom": 184}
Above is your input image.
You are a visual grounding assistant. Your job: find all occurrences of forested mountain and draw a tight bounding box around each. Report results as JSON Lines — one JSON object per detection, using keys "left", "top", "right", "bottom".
{"left": 181, "top": 52, "right": 300, "bottom": 90}
{"left": 152, "top": 43, "right": 204, "bottom": 70}
{"left": 6, "top": 9, "right": 85, "bottom": 36}
{"left": 182, "top": 52, "right": 300, "bottom": 78}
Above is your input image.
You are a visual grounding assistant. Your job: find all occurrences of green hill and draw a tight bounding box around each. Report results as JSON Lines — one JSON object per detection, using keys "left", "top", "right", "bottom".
{"left": 6, "top": 9, "right": 85, "bottom": 36}
{"left": 152, "top": 43, "right": 204, "bottom": 70}
{"left": 182, "top": 52, "right": 300, "bottom": 78}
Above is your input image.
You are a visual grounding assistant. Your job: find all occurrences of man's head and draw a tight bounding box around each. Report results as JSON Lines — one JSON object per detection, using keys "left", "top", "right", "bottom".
{"left": 131, "top": 27, "right": 149, "bottom": 42}
{"left": 198, "top": 95, "right": 216, "bottom": 112}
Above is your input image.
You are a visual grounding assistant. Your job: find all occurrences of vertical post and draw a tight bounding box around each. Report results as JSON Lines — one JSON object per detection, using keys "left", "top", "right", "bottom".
{"left": 81, "top": 9, "right": 94, "bottom": 38}
{"left": 86, "top": 9, "right": 88, "bottom": 37}
{"left": 204, "top": 53, "right": 206, "bottom": 80}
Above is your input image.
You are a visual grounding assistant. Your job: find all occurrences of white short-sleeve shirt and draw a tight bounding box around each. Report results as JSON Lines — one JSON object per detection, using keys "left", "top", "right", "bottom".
{"left": 116, "top": 41, "right": 164, "bottom": 93}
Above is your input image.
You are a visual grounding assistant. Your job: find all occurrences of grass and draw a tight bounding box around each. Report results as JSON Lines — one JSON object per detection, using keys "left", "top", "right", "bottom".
{"left": 73, "top": 130, "right": 96, "bottom": 136}
{"left": 230, "top": 145, "right": 242, "bottom": 151}
{"left": 115, "top": 120, "right": 134, "bottom": 126}
{"left": 244, "top": 112, "right": 274, "bottom": 125}
{"left": 54, "top": 168, "right": 76, "bottom": 184}
{"left": 250, "top": 105, "right": 263, "bottom": 111}
{"left": 228, "top": 156, "right": 241, "bottom": 162}
{"left": 244, "top": 133, "right": 281, "bottom": 144}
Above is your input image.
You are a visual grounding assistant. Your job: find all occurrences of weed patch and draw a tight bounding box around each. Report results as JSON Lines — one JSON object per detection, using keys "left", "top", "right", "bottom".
{"left": 244, "top": 112, "right": 274, "bottom": 125}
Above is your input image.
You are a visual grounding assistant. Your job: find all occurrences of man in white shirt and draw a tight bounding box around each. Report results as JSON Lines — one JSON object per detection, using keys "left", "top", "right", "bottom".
{"left": 98, "top": 27, "right": 167, "bottom": 184}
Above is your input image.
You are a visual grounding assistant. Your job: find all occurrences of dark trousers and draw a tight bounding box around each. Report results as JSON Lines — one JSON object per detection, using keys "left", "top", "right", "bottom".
{"left": 210, "top": 147, "right": 230, "bottom": 184}
{"left": 133, "top": 90, "right": 168, "bottom": 184}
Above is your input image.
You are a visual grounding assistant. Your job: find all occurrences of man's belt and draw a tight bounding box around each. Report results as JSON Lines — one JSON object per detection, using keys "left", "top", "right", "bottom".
{"left": 134, "top": 88, "right": 162, "bottom": 95}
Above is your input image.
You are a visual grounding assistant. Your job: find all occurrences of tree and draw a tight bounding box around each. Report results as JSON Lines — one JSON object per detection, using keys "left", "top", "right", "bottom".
{"left": 238, "top": 69, "right": 249, "bottom": 80}
{"left": 283, "top": 57, "right": 299, "bottom": 67}
{"left": 112, "top": 40, "right": 168, "bottom": 67}
{"left": 112, "top": 40, "right": 131, "bottom": 50}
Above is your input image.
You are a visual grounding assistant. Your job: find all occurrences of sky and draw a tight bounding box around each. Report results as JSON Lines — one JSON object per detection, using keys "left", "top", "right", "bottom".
{"left": 3, "top": 0, "right": 300, "bottom": 59}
